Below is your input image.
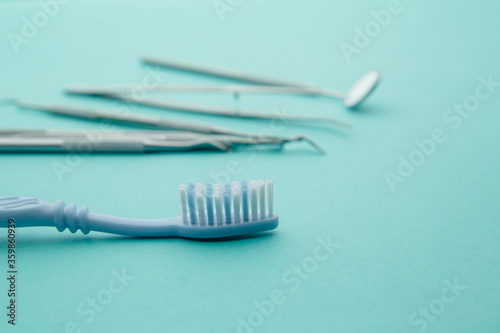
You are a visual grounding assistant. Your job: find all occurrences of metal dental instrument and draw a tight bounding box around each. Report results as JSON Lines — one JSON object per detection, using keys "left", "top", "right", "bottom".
{"left": 63, "top": 88, "right": 352, "bottom": 129}
{"left": 65, "top": 84, "right": 327, "bottom": 95}
{"left": 14, "top": 100, "right": 255, "bottom": 137}
{"left": 0, "top": 136, "right": 230, "bottom": 153}
{"left": 143, "top": 55, "right": 316, "bottom": 87}
{"left": 0, "top": 130, "right": 324, "bottom": 153}
{"left": 5, "top": 102, "right": 326, "bottom": 152}
{"left": 142, "top": 55, "right": 381, "bottom": 108}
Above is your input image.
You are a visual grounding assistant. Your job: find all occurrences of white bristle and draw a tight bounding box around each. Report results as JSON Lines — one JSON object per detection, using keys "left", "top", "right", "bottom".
{"left": 231, "top": 181, "right": 239, "bottom": 190}
{"left": 179, "top": 184, "right": 188, "bottom": 224}
{"left": 266, "top": 180, "right": 273, "bottom": 216}
{"left": 232, "top": 181, "right": 240, "bottom": 224}
{"left": 196, "top": 185, "right": 206, "bottom": 225}
{"left": 258, "top": 180, "right": 266, "bottom": 219}
{"left": 250, "top": 180, "right": 258, "bottom": 221}
{"left": 180, "top": 180, "right": 274, "bottom": 227}
{"left": 214, "top": 183, "right": 223, "bottom": 225}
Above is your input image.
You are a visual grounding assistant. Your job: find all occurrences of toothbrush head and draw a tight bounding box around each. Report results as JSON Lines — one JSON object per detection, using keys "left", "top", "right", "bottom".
{"left": 176, "top": 180, "right": 278, "bottom": 239}
{"left": 344, "top": 70, "right": 381, "bottom": 108}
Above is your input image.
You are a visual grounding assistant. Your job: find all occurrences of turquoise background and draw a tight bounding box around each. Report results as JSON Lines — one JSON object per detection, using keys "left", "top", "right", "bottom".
{"left": 1, "top": 0, "right": 499, "bottom": 332}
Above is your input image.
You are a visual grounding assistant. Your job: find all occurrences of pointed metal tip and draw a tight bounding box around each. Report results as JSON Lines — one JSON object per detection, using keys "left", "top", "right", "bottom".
{"left": 290, "top": 135, "right": 326, "bottom": 154}
{"left": 207, "top": 140, "right": 231, "bottom": 152}
{"left": 11, "top": 100, "right": 46, "bottom": 111}
{"left": 325, "top": 118, "right": 353, "bottom": 129}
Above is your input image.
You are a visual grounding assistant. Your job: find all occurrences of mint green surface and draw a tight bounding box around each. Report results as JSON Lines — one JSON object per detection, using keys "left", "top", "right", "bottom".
{"left": 1, "top": 1, "right": 499, "bottom": 332}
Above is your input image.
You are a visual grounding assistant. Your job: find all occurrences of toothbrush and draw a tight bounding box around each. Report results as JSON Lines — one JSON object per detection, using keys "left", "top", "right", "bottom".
{"left": 0, "top": 180, "right": 278, "bottom": 239}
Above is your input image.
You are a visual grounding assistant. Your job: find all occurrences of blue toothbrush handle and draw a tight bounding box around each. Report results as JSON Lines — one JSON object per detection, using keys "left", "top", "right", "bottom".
{"left": 0, "top": 196, "right": 179, "bottom": 236}
{"left": 0, "top": 197, "right": 92, "bottom": 233}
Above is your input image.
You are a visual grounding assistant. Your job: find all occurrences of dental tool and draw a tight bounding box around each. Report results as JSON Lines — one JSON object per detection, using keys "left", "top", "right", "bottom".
{"left": 64, "top": 88, "right": 351, "bottom": 128}
{"left": 6, "top": 100, "right": 325, "bottom": 152}
{"left": 13, "top": 100, "right": 255, "bottom": 137}
{"left": 0, "top": 136, "right": 229, "bottom": 153}
{"left": 142, "top": 55, "right": 380, "bottom": 108}
{"left": 0, "top": 130, "right": 325, "bottom": 153}
{"left": 143, "top": 55, "right": 313, "bottom": 87}
{"left": 65, "top": 84, "right": 327, "bottom": 95}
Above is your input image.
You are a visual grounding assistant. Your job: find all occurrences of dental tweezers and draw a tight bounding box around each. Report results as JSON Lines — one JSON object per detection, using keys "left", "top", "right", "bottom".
{"left": 0, "top": 130, "right": 324, "bottom": 153}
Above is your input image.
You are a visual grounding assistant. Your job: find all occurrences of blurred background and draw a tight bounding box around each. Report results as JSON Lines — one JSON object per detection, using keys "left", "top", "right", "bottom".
{"left": 1, "top": 0, "right": 499, "bottom": 332}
